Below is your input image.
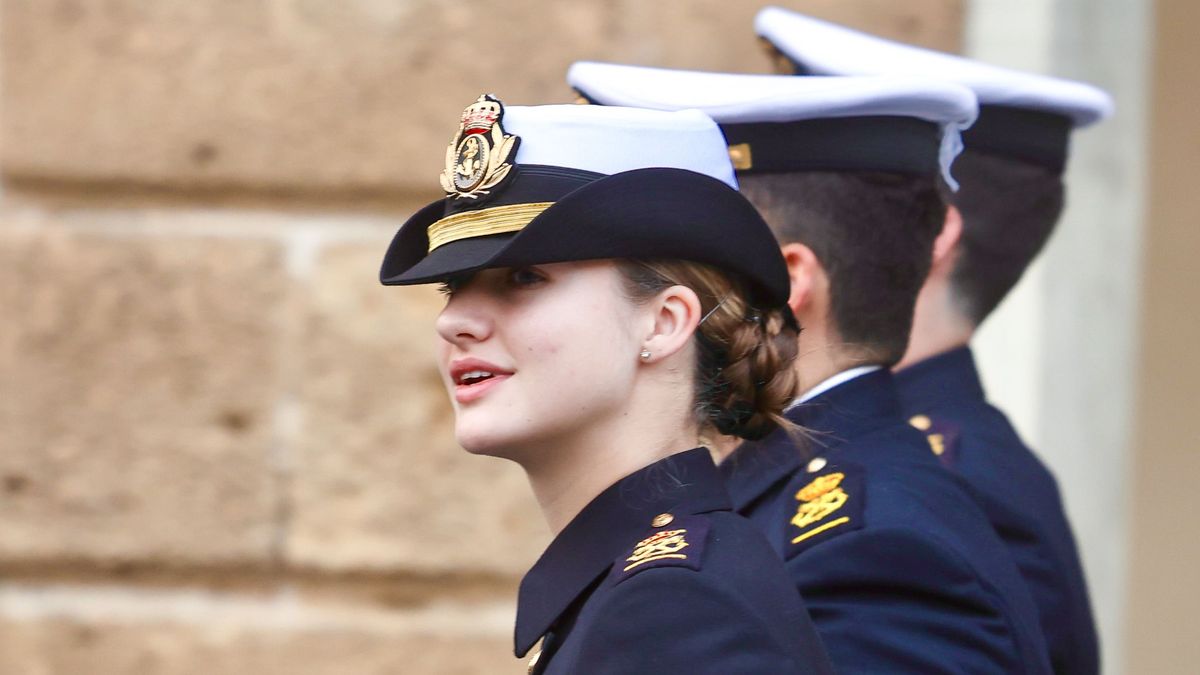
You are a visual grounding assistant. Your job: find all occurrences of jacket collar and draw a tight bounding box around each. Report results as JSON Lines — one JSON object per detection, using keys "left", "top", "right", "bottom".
{"left": 722, "top": 368, "right": 901, "bottom": 510}
{"left": 514, "top": 447, "right": 731, "bottom": 657}
{"left": 720, "top": 430, "right": 805, "bottom": 513}
{"left": 793, "top": 365, "right": 883, "bottom": 405}
{"left": 894, "top": 345, "right": 986, "bottom": 411}
{"left": 788, "top": 367, "right": 903, "bottom": 436}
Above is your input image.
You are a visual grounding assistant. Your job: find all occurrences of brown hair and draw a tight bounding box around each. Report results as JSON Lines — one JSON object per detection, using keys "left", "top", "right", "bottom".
{"left": 737, "top": 171, "right": 947, "bottom": 366}
{"left": 617, "top": 260, "right": 800, "bottom": 441}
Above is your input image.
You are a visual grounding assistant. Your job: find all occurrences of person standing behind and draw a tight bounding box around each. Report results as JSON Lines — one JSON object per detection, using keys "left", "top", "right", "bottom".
{"left": 570, "top": 64, "right": 1052, "bottom": 674}
{"left": 755, "top": 8, "right": 1111, "bottom": 673}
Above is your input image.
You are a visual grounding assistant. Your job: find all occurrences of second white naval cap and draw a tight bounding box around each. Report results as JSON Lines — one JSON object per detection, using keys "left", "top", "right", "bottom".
{"left": 568, "top": 61, "right": 978, "bottom": 188}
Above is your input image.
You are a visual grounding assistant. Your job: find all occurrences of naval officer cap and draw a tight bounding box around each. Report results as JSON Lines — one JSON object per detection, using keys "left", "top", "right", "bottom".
{"left": 756, "top": 6, "right": 1114, "bottom": 173}
{"left": 567, "top": 62, "right": 977, "bottom": 188}
{"left": 380, "top": 95, "right": 792, "bottom": 311}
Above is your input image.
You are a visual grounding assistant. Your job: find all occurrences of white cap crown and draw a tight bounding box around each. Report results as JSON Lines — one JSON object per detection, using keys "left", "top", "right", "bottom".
{"left": 756, "top": 6, "right": 1113, "bottom": 126}
{"left": 569, "top": 62, "right": 976, "bottom": 126}
{"left": 502, "top": 104, "right": 737, "bottom": 188}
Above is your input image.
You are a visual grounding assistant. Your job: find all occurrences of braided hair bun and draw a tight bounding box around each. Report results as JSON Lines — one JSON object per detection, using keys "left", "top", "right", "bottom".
{"left": 618, "top": 260, "right": 800, "bottom": 440}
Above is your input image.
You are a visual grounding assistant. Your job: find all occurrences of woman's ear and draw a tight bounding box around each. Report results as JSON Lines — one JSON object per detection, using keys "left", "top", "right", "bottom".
{"left": 639, "top": 284, "right": 702, "bottom": 364}
{"left": 780, "top": 242, "right": 822, "bottom": 317}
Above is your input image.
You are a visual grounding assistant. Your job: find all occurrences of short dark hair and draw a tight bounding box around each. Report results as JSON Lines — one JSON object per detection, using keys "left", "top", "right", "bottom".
{"left": 948, "top": 149, "right": 1065, "bottom": 326}
{"left": 739, "top": 171, "right": 946, "bottom": 366}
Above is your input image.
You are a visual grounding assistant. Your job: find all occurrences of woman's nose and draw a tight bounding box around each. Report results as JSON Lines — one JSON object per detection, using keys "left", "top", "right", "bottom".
{"left": 435, "top": 292, "right": 493, "bottom": 347}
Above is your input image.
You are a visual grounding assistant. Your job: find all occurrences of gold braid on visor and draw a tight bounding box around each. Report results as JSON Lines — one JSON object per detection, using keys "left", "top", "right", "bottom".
{"left": 426, "top": 202, "right": 555, "bottom": 252}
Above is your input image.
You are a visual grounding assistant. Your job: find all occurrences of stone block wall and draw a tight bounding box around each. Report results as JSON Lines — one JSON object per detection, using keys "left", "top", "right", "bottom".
{"left": 0, "top": 2, "right": 961, "bottom": 672}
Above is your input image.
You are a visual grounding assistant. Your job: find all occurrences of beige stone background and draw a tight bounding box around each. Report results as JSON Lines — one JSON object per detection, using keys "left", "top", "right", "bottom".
{"left": 0, "top": 1, "right": 1194, "bottom": 674}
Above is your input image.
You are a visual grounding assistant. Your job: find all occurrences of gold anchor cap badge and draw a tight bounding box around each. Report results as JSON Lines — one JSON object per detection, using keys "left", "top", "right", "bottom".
{"left": 439, "top": 94, "right": 520, "bottom": 200}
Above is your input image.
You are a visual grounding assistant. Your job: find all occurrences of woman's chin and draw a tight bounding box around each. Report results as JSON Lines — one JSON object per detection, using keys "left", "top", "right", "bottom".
{"left": 454, "top": 414, "right": 578, "bottom": 463}
{"left": 455, "top": 428, "right": 524, "bottom": 460}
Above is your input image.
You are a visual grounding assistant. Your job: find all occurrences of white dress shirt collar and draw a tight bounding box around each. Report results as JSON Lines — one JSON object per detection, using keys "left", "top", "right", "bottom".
{"left": 787, "top": 365, "right": 883, "bottom": 410}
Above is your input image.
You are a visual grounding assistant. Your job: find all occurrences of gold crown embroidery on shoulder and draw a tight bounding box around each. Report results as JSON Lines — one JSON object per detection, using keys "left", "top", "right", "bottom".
{"left": 790, "top": 471, "right": 850, "bottom": 545}
{"left": 439, "top": 94, "right": 520, "bottom": 200}
{"left": 796, "top": 472, "right": 845, "bottom": 503}
{"left": 623, "top": 529, "right": 690, "bottom": 572}
{"left": 787, "top": 466, "right": 865, "bottom": 551}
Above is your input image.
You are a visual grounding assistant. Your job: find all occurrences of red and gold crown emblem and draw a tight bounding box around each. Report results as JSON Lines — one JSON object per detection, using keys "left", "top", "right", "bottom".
{"left": 461, "top": 96, "right": 501, "bottom": 133}
{"left": 439, "top": 94, "right": 520, "bottom": 200}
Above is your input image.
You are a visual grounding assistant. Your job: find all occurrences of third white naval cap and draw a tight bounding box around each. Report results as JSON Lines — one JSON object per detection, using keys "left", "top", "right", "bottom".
{"left": 755, "top": 6, "right": 1114, "bottom": 172}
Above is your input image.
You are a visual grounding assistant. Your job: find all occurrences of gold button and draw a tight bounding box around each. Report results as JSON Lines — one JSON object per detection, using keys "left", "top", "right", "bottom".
{"left": 806, "top": 457, "right": 827, "bottom": 473}
{"left": 909, "top": 414, "right": 932, "bottom": 431}
{"left": 651, "top": 513, "right": 674, "bottom": 527}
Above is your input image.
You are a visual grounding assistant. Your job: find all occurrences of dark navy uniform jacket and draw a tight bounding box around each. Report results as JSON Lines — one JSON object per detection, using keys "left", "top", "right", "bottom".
{"left": 896, "top": 346, "right": 1100, "bottom": 675}
{"left": 723, "top": 369, "right": 1052, "bottom": 674}
{"left": 515, "top": 448, "right": 833, "bottom": 675}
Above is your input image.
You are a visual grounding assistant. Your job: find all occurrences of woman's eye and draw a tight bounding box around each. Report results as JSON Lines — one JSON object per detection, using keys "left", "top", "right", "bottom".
{"left": 437, "top": 273, "right": 471, "bottom": 296}
{"left": 508, "top": 267, "right": 547, "bottom": 287}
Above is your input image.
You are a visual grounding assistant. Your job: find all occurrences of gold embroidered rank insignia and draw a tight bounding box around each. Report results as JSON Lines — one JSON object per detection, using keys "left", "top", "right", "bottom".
{"left": 908, "top": 413, "right": 962, "bottom": 467}
{"left": 785, "top": 463, "right": 866, "bottom": 555}
{"left": 624, "top": 529, "right": 689, "bottom": 572}
{"left": 792, "top": 472, "right": 848, "bottom": 530}
{"left": 927, "top": 433, "right": 946, "bottom": 456}
{"left": 613, "top": 515, "right": 709, "bottom": 582}
{"left": 439, "top": 94, "right": 520, "bottom": 200}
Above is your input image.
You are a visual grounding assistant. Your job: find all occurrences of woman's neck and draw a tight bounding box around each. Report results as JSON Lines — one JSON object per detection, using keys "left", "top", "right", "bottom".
{"left": 520, "top": 418, "right": 698, "bottom": 536}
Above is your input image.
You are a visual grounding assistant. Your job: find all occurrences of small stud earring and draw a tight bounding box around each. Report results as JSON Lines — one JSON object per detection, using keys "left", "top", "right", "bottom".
{"left": 639, "top": 349, "right": 651, "bottom": 361}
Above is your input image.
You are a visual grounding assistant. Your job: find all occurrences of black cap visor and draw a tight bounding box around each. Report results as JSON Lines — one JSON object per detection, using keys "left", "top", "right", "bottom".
{"left": 380, "top": 164, "right": 601, "bottom": 285}
{"left": 380, "top": 167, "right": 793, "bottom": 313}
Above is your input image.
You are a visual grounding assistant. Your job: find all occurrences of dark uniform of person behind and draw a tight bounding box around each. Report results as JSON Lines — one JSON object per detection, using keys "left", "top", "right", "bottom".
{"left": 897, "top": 348, "right": 1098, "bottom": 674}
{"left": 380, "top": 97, "right": 833, "bottom": 674}
{"left": 569, "top": 64, "right": 1052, "bottom": 673}
{"left": 755, "top": 8, "right": 1112, "bottom": 673}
